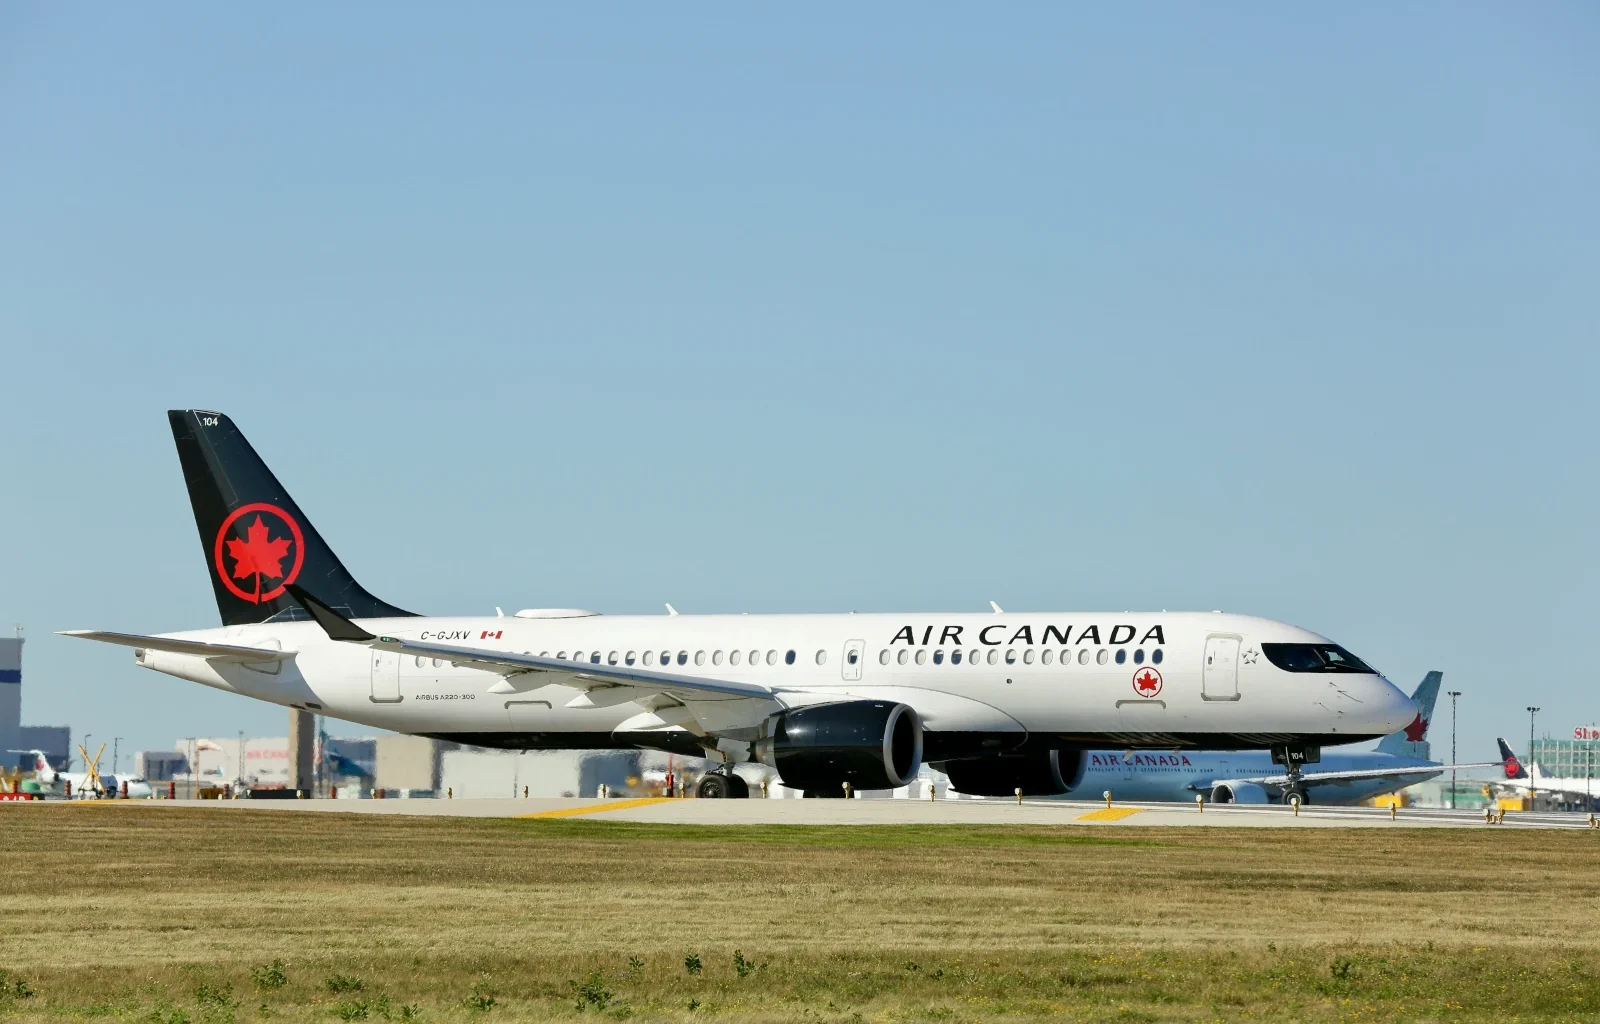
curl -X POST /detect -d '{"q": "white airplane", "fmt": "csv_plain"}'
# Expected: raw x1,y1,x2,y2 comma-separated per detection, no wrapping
9,747,153,799
1492,739,1600,810
63,411,1416,799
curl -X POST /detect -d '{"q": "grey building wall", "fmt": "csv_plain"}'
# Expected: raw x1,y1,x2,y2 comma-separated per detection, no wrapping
0,638,20,772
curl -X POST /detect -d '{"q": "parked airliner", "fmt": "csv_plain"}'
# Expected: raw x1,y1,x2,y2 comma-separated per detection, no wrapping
64,411,1415,798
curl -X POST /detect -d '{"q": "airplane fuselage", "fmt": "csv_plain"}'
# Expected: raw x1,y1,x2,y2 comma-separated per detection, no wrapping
133,610,1415,762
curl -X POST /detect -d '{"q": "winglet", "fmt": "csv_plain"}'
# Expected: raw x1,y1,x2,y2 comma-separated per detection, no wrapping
990,601,1004,614
286,584,375,643
665,603,679,617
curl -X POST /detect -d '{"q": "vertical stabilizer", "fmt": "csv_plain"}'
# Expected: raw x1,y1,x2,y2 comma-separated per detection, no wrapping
168,411,415,626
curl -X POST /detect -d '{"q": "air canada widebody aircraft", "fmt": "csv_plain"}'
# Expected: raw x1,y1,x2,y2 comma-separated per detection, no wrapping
65,412,1416,798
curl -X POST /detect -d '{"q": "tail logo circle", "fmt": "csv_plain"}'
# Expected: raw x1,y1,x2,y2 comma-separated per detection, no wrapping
213,503,305,604
1132,667,1163,697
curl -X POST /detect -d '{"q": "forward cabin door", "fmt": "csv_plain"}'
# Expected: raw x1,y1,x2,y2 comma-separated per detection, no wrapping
842,640,865,681
1202,635,1241,701
370,649,402,703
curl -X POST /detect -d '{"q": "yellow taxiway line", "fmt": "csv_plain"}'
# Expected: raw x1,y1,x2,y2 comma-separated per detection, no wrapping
518,797,674,819
1075,807,1144,822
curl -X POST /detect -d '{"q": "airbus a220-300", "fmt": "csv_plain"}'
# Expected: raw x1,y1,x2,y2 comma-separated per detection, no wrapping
66,412,1416,799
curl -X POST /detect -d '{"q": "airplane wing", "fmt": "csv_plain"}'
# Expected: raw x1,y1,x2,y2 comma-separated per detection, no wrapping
59,630,296,662
1228,762,1503,789
286,584,774,707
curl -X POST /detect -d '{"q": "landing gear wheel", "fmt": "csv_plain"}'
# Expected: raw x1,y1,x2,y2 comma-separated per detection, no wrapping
1286,792,1303,809
696,774,732,799
695,772,751,799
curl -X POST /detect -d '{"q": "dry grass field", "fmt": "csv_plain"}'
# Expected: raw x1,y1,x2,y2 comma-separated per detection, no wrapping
1,805,1597,1022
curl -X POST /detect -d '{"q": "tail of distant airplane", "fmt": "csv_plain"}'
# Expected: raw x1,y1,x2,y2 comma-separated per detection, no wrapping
168,410,416,626
6,749,57,783
1496,738,1527,780
1375,671,1443,757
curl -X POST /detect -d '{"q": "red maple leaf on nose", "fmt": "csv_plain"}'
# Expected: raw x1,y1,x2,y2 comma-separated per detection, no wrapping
225,515,292,591
1135,671,1160,693
1402,715,1427,742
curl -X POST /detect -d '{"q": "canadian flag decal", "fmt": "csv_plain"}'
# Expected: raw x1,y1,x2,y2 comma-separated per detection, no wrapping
481,630,503,640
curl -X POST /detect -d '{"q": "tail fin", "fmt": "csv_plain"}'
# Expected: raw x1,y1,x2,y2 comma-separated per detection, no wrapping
1496,738,1527,780
169,410,415,626
1375,670,1443,758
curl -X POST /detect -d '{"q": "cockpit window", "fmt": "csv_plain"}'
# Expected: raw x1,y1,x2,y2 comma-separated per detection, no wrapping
1262,643,1375,674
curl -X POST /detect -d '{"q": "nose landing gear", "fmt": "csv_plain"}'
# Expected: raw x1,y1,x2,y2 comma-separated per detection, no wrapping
1272,745,1319,806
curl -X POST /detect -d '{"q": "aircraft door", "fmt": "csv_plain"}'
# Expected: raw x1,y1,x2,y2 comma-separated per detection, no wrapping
842,640,865,681
1202,635,1241,701
370,649,402,703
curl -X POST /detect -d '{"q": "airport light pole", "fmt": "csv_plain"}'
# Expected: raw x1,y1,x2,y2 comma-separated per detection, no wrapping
1448,691,1462,810
1526,707,1540,807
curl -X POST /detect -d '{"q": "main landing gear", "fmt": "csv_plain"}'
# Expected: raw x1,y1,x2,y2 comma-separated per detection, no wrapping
694,770,750,799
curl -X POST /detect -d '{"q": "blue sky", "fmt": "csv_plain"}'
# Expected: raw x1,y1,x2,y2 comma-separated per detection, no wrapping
2,6,1595,766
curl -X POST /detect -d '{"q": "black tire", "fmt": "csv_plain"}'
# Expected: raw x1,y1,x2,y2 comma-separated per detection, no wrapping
696,774,733,799
727,774,750,799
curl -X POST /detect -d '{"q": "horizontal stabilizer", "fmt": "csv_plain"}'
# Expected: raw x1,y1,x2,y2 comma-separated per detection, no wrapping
59,630,295,662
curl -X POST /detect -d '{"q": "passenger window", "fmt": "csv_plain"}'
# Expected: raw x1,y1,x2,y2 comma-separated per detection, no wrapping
591,652,601,664
952,649,963,664
676,651,688,666
1096,649,1108,665
766,649,778,666
694,651,706,666
897,649,909,665
846,650,858,665
573,651,584,662
933,649,944,664
749,649,760,665
815,649,827,665
730,649,742,666
1078,649,1090,665
1133,649,1144,665
1115,649,1126,664
1040,649,1053,665
557,651,568,660
785,649,796,665
915,649,927,665
1153,648,1164,664
539,651,549,658
712,650,724,666
661,650,671,665
879,649,890,665
1004,649,1017,665
987,649,999,666
608,651,619,665
625,651,636,666
642,650,654,666
1023,649,1035,665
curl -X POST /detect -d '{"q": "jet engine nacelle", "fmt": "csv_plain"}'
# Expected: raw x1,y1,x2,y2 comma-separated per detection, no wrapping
941,749,1088,797
1209,781,1270,804
754,700,922,791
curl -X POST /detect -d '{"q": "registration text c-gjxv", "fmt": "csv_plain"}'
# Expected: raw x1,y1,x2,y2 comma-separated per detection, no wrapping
66,411,1416,799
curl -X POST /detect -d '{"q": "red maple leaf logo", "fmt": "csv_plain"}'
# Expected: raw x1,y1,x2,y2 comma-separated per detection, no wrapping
1402,714,1427,743
1133,669,1162,696
225,515,292,600
212,503,304,605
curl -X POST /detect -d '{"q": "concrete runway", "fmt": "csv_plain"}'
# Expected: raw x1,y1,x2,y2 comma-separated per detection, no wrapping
45,795,1600,829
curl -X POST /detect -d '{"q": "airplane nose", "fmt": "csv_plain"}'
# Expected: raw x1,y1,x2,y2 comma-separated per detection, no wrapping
1374,677,1417,732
